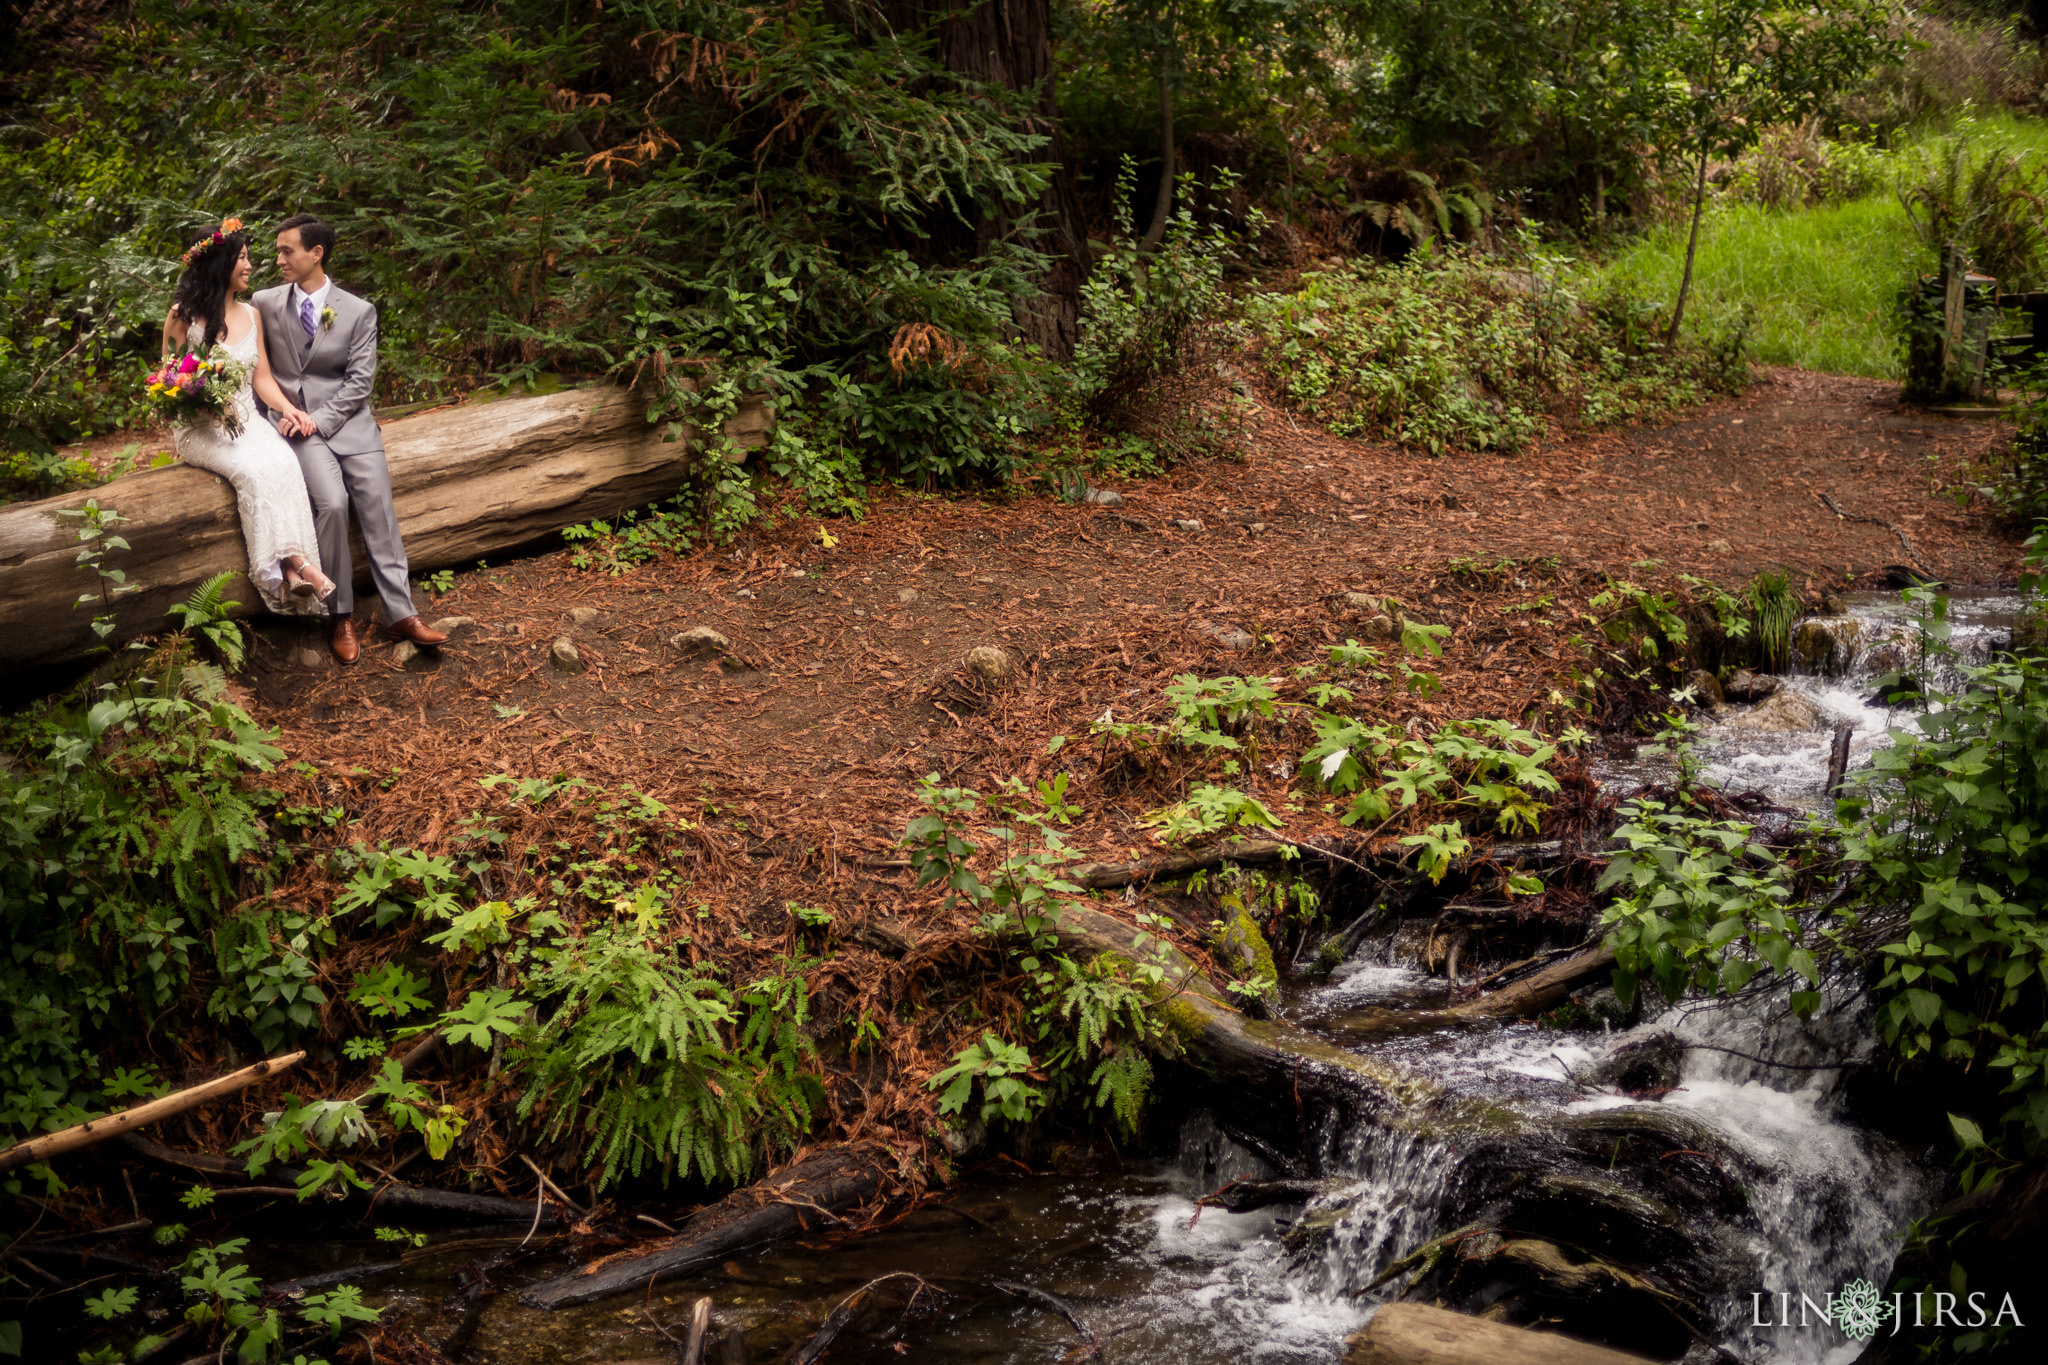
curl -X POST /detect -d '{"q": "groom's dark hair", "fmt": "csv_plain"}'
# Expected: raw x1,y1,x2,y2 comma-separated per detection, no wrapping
277,214,335,266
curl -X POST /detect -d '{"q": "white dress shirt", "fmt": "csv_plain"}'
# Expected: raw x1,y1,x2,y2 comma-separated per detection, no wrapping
290,278,334,337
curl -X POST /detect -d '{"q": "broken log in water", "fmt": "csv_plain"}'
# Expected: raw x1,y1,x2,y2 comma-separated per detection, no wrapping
518,1147,891,1310
0,1052,304,1174
1344,1303,1658,1365
0,383,772,669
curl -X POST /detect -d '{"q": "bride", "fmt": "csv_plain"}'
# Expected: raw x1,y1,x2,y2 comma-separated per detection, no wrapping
161,219,334,611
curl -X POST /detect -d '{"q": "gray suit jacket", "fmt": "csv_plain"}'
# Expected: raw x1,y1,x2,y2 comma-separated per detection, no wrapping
253,282,385,456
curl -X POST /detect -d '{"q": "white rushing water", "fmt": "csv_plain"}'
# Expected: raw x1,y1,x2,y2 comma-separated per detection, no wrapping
1277,959,1940,1365
1598,590,2027,807
1175,591,2008,1362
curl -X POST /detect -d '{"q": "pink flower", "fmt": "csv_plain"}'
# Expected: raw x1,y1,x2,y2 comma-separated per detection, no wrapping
178,354,200,374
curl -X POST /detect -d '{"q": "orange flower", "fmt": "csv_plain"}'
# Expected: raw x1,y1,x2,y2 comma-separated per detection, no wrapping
220,217,243,233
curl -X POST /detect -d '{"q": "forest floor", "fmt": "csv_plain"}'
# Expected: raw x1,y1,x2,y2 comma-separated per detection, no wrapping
236,363,2021,965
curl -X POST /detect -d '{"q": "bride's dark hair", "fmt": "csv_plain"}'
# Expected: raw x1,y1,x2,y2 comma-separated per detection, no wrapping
170,230,248,352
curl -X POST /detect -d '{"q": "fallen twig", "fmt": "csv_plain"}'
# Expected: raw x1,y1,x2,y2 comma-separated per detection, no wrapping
1818,492,1935,578
0,1052,305,1174
992,1278,1099,1359
787,1273,939,1365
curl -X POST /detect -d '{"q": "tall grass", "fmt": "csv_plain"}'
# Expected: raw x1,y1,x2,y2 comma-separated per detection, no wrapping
1578,115,2048,379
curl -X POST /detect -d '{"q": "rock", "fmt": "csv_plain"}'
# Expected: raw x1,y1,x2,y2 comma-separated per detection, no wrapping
936,1116,986,1160
1705,539,1734,556
1344,1303,1659,1365
1249,522,1269,534
963,644,1018,689
897,588,919,604
566,606,601,626
1792,618,1862,675
550,637,583,673
1361,614,1398,642
1721,668,1778,702
734,588,756,599
670,626,731,659
1173,518,1204,532
1683,669,1725,711
428,615,476,634
1190,618,1255,652
1083,486,1123,506
1722,689,1822,734
392,640,419,666
1821,592,1847,616
290,646,326,669
1580,1033,1686,1100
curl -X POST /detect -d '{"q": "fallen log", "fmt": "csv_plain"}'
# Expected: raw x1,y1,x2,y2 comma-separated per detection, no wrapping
0,382,772,669
1344,1303,1656,1365
1449,947,1616,1021
1067,838,1299,889
518,1147,891,1310
0,1052,303,1174
369,1182,568,1225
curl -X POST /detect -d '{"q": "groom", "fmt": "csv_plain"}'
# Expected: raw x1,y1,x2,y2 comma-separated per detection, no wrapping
256,215,447,665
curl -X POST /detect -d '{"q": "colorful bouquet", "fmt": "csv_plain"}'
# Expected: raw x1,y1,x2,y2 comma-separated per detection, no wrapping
144,346,251,438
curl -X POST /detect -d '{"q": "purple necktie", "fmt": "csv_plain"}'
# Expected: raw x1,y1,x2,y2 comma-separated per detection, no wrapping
300,296,317,342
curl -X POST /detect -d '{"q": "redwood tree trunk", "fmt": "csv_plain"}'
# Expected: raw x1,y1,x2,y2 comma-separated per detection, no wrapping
1139,50,1175,253
890,0,1092,358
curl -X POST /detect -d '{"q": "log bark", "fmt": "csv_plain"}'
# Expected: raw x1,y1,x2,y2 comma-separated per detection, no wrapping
518,1147,890,1310
0,1052,303,1174
0,383,771,670
368,1182,567,1225
1344,1303,1656,1365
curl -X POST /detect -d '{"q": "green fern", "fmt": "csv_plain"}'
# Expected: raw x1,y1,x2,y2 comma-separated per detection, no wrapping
514,926,822,1190
166,570,246,671
1089,1050,1152,1139
1746,570,1797,673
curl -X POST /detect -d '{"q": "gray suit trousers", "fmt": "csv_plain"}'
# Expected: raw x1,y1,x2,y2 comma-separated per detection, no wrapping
291,434,416,625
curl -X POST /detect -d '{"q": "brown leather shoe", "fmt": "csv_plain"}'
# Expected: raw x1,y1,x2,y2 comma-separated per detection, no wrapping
330,616,361,666
386,615,450,647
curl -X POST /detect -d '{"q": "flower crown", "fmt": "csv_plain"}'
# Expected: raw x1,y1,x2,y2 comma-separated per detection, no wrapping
179,218,245,268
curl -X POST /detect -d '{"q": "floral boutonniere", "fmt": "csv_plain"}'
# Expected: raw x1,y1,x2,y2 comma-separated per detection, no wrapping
318,306,337,333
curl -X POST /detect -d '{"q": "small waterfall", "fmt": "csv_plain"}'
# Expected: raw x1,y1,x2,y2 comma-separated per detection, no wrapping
1601,589,2030,807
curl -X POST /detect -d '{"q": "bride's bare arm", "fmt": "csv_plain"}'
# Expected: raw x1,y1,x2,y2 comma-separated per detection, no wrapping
161,308,187,359
250,312,314,435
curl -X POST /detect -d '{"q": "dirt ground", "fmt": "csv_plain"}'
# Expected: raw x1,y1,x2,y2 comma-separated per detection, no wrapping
237,365,2021,883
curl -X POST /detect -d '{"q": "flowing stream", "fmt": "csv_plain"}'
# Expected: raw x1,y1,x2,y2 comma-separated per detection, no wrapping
292,593,2024,1363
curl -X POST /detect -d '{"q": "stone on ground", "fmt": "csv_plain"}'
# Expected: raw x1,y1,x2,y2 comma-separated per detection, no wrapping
964,645,1018,689
1344,1302,1656,1365
551,637,583,673
1722,668,1779,701
671,626,732,659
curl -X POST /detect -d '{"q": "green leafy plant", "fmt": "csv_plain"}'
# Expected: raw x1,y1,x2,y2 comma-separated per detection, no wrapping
1597,799,1817,1014
1836,590,2048,1169
930,1034,1044,1125
300,1285,381,1338
82,1287,138,1320
513,918,822,1190
164,570,247,672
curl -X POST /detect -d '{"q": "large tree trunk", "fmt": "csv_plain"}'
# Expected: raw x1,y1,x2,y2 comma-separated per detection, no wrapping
0,385,772,671
890,0,1091,357
1139,46,1176,253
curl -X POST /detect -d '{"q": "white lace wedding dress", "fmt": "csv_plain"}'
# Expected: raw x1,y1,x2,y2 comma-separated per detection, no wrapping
172,302,324,616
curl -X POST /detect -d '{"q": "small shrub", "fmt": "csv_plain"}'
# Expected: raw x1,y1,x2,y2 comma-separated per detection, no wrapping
1249,249,1746,455
1069,161,1257,455
1898,125,2048,292
1724,120,1889,210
